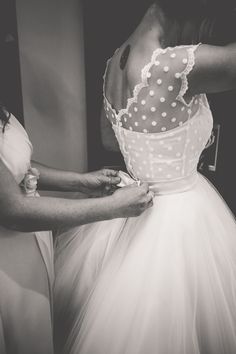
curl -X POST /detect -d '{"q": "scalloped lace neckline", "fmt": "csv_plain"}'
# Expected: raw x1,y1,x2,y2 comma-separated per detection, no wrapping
103,44,198,120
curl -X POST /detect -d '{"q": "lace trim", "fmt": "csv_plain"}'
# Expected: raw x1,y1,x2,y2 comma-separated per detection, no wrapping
103,52,139,179
103,58,112,102
103,44,201,122
103,47,165,120
176,43,201,107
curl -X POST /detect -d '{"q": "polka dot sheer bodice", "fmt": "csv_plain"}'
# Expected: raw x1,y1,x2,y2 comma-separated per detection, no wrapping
104,44,213,194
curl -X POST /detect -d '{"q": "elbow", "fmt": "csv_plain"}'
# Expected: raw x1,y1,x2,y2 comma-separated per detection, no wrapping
231,72,236,90
0,215,23,232
226,50,236,90
0,213,35,233
226,64,236,89
0,196,32,232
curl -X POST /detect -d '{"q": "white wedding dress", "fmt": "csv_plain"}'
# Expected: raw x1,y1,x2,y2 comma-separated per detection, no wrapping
54,44,236,354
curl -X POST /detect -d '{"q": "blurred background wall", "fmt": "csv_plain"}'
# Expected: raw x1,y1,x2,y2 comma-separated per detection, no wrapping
16,0,87,173
83,0,147,172
0,0,23,124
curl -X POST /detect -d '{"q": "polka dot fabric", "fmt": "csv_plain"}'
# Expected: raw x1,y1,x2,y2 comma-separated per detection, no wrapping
104,45,201,134
103,45,213,191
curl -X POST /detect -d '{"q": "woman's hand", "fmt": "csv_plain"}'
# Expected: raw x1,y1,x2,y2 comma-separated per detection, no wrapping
109,183,154,218
78,169,121,197
31,161,121,195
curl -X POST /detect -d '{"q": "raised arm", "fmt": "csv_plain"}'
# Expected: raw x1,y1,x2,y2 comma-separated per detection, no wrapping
187,43,236,97
0,159,152,233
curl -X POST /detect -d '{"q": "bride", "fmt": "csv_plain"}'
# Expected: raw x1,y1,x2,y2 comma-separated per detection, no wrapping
54,1,236,353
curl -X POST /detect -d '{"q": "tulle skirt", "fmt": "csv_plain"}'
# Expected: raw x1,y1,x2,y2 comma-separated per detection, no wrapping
54,174,236,354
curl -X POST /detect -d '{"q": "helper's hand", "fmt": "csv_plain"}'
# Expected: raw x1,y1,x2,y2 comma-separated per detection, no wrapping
110,183,154,218
79,169,120,197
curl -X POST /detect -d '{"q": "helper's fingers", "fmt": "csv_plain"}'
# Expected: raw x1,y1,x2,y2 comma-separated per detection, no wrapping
101,169,121,185
99,175,120,186
146,191,154,208
140,182,149,193
102,169,119,177
147,191,155,201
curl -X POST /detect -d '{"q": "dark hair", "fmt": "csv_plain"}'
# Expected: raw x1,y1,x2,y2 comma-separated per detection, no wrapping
0,103,10,132
157,0,236,19
154,0,236,46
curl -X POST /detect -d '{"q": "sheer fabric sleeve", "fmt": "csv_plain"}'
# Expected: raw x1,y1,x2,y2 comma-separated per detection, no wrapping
103,44,202,134
146,44,201,108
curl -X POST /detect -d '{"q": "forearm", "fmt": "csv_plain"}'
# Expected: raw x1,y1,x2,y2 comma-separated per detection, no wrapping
1,194,115,233
31,160,84,192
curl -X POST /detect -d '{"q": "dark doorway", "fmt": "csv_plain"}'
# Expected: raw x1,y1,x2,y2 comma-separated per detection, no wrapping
0,0,24,124
83,0,148,171
206,91,236,214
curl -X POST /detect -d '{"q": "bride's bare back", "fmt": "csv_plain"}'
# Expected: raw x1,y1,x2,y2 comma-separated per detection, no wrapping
104,3,236,125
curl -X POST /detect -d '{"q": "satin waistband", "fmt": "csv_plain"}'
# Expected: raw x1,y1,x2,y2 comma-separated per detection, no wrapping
148,173,199,196
118,170,199,196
